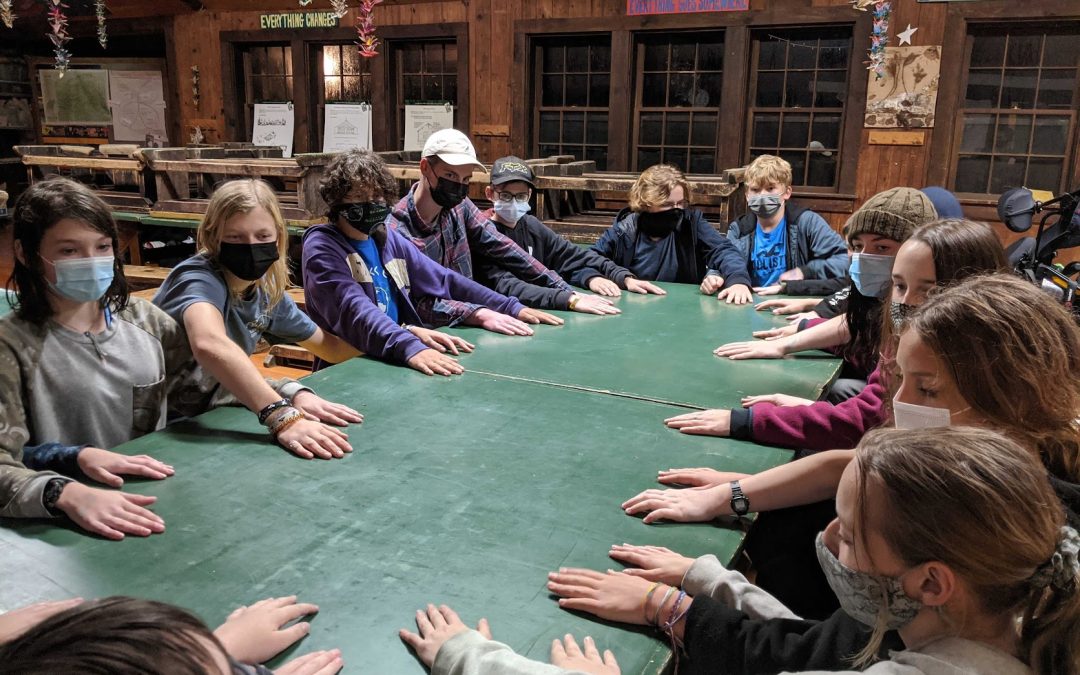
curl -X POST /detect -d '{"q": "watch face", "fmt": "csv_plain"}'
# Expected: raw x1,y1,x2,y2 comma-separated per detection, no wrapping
732,497,749,515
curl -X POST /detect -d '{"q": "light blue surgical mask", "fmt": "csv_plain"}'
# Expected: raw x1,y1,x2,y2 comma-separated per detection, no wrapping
43,255,115,303
849,253,894,298
494,198,530,224
748,193,783,217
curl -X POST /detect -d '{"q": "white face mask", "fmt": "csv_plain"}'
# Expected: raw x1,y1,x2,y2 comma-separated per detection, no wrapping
892,392,970,430
494,198,530,224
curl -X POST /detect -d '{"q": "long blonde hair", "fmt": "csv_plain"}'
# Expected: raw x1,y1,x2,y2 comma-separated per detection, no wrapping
854,426,1078,674
197,179,290,308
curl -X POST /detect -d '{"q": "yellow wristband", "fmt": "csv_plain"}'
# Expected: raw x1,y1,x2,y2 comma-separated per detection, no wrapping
568,294,581,310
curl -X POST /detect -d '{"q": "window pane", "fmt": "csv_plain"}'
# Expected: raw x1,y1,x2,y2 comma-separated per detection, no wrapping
785,71,813,108
590,45,611,72
689,149,714,173
1031,116,1070,155
324,46,341,76
567,44,589,72
665,113,690,146
818,39,849,70
343,76,361,101
587,113,608,144
970,34,1006,68
956,155,991,193
811,114,841,149
590,74,610,107
814,70,846,108
960,114,995,153
425,74,444,100
539,144,559,157
1000,69,1037,109
402,46,421,73
444,76,457,105
644,42,668,71
642,73,666,107
671,43,696,71
758,40,784,70
752,113,780,147
585,145,608,170
994,116,1032,154
250,48,267,74
539,112,560,144
756,72,784,107
424,43,445,71
324,77,341,101
563,112,584,143
542,75,563,106
990,155,1026,192
403,75,422,101
668,73,694,107
1026,157,1063,191
543,46,563,73
699,42,724,71
965,69,1001,108
1037,69,1077,109
268,46,285,75
640,112,663,145
663,149,688,172
444,44,458,70
565,74,588,106
697,73,722,107
807,151,838,187
638,147,661,169
787,42,816,69
266,77,286,101
780,113,810,148
780,151,807,185
691,113,718,146
343,45,361,75
1005,34,1042,68
1043,34,1080,68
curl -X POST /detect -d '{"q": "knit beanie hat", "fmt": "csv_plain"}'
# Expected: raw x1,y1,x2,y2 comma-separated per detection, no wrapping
843,187,937,245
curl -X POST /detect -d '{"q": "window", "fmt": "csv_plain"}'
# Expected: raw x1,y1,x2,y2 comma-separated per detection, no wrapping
534,37,611,169
953,26,1079,195
633,33,724,173
394,40,458,142
747,29,851,189
322,43,373,103
239,44,293,141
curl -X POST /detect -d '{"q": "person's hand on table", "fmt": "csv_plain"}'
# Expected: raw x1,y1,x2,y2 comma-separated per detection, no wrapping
717,284,753,305
399,603,491,668
588,276,622,297
786,311,820,324
276,419,352,460
622,483,730,523
213,595,320,665
625,278,665,295
407,348,465,377
519,307,564,326
608,544,696,588
76,447,173,487
755,297,818,315
467,308,535,336
551,634,621,675
547,568,654,625
741,393,814,408
713,338,788,360
274,650,344,675
291,391,363,427
779,268,805,281
54,482,164,540
699,274,724,296
664,409,731,437
0,598,84,642
571,294,621,316
657,467,750,488
406,325,474,356
752,325,798,341
753,284,782,296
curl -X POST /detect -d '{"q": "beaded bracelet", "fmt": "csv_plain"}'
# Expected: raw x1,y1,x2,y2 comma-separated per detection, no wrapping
263,405,299,429
660,590,687,632
270,409,305,436
641,582,662,624
651,586,676,626
258,398,291,425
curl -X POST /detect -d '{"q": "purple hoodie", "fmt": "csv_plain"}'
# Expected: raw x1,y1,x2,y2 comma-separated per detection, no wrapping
301,223,525,365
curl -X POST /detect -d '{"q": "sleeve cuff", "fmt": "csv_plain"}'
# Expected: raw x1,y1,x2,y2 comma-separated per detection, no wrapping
729,407,753,440
276,381,311,401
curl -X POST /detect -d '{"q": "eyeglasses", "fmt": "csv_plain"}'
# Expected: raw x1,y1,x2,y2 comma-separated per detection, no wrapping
496,191,531,203
660,200,689,210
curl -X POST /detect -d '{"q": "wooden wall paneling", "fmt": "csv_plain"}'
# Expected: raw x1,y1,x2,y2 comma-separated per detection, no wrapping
718,26,749,171
608,30,633,171
290,37,311,155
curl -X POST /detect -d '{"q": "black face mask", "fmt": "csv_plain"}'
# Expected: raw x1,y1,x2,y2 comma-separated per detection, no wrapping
638,208,684,238
217,242,279,281
337,202,390,235
428,174,470,209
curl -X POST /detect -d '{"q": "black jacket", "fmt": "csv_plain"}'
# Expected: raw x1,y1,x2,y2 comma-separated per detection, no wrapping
784,276,851,297
572,207,752,287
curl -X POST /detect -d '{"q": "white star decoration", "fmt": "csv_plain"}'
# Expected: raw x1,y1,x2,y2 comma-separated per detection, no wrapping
897,24,918,46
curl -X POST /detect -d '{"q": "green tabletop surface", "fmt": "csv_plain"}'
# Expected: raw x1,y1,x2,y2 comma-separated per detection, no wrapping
1,358,798,673
449,282,839,410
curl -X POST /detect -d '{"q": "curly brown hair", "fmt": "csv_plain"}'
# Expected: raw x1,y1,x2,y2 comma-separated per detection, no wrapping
319,149,399,218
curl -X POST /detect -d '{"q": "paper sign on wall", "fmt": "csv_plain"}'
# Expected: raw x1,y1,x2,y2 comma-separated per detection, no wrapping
253,102,295,158
403,103,454,152
323,103,373,153
109,70,168,143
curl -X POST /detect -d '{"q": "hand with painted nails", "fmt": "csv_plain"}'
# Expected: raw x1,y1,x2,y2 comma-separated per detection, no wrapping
213,595,320,665
399,603,491,668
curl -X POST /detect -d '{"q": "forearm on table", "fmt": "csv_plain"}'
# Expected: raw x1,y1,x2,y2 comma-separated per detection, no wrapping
711,449,854,516
778,315,849,355
190,334,285,413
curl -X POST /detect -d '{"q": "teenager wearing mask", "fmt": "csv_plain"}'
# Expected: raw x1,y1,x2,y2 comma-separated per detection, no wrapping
303,149,542,377
154,180,361,461
0,178,196,539
575,164,752,302
402,428,1080,675
725,155,847,296
480,156,664,308
387,129,564,327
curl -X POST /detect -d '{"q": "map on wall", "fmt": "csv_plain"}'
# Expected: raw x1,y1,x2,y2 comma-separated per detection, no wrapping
39,69,111,125
864,46,941,129
109,71,169,143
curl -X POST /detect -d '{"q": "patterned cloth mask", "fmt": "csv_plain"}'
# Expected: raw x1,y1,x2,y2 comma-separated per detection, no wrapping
890,301,918,331
815,532,923,629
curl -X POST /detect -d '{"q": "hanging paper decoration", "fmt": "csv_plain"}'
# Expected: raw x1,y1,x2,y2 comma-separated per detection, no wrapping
191,65,201,109
355,0,383,58
46,0,72,74
95,0,108,49
853,0,891,80
330,0,348,18
298,0,312,4
0,1,15,30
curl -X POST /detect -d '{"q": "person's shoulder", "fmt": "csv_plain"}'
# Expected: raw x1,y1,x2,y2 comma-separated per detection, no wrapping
118,297,181,340
0,310,44,349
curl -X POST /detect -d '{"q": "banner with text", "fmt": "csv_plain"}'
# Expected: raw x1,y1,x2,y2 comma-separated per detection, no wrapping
627,0,748,15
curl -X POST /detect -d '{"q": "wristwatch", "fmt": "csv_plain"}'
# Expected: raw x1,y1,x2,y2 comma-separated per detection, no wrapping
729,480,750,517
43,477,72,516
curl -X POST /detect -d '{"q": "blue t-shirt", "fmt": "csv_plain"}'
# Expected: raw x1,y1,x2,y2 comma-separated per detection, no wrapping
153,254,317,356
349,236,399,323
750,218,788,287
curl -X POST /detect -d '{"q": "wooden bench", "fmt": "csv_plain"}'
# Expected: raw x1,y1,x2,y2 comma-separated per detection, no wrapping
124,265,171,291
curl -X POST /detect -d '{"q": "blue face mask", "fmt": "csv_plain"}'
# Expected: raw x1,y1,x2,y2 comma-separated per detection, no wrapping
849,253,894,298
43,255,115,303
494,198,530,224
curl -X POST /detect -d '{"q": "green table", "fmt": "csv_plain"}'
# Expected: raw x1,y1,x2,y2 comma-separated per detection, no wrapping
450,282,838,409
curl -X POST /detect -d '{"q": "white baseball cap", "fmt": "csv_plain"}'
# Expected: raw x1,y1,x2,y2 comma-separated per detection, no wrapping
422,128,486,171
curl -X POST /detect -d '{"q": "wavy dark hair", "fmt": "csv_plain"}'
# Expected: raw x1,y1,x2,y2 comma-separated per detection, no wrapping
838,286,882,371
0,596,225,673
319,148,399,219
6,177,128,325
